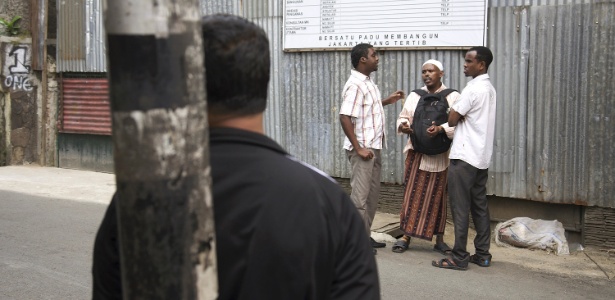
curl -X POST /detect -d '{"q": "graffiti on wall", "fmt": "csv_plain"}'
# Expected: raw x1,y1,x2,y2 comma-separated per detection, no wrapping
2,44,34,92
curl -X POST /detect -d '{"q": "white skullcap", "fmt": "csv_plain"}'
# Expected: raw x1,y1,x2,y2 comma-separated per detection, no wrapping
422,59,444,71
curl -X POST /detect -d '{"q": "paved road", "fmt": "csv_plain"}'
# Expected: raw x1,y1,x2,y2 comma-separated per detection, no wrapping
1,166,615,299
1,190,106,300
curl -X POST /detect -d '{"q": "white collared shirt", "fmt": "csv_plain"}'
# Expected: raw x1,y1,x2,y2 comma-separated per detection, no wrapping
449,74,497,169
340,69,386,150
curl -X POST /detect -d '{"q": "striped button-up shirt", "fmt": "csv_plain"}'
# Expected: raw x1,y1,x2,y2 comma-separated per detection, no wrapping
340,70,386,150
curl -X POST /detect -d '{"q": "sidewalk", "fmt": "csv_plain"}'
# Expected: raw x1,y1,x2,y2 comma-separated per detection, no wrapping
371,212,615,281
1,165,613,281
0,165,115,204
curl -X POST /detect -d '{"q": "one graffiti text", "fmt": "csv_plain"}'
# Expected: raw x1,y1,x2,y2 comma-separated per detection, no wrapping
8,46,31,74
4,75,33,91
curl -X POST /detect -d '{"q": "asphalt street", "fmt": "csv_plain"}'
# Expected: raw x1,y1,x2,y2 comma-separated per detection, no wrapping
1,166,615,299
1,190,106,299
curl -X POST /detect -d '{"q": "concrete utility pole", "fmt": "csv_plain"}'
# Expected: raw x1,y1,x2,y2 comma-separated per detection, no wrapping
104,1,217,299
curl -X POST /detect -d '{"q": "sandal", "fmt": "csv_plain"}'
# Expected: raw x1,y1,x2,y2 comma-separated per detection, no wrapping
392,239,409,253
431,258,467,271
433,243,452,255
470,254,491,267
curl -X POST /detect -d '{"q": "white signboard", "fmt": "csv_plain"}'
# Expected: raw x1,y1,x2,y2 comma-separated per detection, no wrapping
284,0,488,51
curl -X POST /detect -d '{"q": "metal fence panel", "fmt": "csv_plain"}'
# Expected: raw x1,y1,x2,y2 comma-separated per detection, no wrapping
524,2,615,207
58,77,111,135
57,0,105,72
485,6,531,199
233,1,614,208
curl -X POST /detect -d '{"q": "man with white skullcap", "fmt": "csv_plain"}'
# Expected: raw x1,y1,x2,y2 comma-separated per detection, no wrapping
392,59,461,254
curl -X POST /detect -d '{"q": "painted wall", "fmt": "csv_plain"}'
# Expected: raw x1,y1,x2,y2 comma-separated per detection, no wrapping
0,38,41,165
1,1,41,166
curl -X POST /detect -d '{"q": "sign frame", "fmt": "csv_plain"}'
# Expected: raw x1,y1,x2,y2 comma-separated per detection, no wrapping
282,0,488,52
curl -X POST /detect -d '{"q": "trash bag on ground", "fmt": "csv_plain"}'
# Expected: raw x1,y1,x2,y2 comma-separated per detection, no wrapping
494,217,570,255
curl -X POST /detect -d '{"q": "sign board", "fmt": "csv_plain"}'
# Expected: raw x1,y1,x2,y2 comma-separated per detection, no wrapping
283,0,488,51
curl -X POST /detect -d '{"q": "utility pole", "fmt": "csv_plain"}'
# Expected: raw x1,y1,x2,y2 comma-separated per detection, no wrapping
104,1,216,299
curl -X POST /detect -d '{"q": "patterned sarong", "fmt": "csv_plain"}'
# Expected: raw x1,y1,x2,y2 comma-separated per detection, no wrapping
399,150,448,240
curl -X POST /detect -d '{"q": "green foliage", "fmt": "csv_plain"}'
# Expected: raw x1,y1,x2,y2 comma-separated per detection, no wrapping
0,16,22,36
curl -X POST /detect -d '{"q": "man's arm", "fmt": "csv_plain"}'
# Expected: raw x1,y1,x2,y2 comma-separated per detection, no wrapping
381,90,405,106
339,115,373,160
448,108,463,126
449,91,471,127
428,91,461,137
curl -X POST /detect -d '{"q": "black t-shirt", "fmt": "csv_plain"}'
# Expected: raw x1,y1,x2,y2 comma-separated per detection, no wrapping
92,127,379,299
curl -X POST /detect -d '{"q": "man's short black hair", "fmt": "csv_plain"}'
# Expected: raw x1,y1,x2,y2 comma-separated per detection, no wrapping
469,46,494,70
351,43,373,69
201,14,270,116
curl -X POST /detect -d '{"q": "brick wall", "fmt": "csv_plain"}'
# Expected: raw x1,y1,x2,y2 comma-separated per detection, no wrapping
584,206,615,248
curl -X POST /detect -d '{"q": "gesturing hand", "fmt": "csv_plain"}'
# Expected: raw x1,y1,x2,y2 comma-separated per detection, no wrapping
399,121,413,135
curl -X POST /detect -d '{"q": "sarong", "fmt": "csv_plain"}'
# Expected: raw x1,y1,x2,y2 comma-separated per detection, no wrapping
399,149,448,241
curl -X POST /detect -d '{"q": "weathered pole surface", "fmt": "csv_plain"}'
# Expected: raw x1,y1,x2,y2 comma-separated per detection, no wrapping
104,0,217,299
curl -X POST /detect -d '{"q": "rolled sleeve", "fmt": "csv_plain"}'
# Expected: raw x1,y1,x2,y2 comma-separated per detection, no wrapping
442,91,461,139
452,91,473,116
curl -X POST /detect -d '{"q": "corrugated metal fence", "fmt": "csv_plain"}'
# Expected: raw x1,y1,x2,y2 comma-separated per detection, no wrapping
199,0,615,208
55,0,614,208
57,0,105,72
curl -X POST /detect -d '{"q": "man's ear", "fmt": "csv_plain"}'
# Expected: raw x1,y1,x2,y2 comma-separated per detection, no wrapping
360,56,367,63
479,60,486,71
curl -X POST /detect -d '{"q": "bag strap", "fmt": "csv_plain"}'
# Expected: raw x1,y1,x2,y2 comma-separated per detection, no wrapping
412,89,428,97
437,88,457,98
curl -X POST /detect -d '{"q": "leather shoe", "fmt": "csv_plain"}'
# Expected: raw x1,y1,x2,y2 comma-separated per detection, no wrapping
371,237,386,248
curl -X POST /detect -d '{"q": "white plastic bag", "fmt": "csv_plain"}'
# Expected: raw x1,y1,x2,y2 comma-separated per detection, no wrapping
494,217,570,255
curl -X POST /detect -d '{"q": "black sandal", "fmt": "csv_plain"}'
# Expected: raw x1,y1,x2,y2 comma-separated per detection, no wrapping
432,258,467,271
392,239,409,253
470,254,491,267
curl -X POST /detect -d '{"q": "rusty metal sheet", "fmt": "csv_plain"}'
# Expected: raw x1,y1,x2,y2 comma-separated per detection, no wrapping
59,78,111,135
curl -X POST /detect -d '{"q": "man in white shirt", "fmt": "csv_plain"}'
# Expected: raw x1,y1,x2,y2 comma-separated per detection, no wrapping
432,46,496,270
339,43,405,253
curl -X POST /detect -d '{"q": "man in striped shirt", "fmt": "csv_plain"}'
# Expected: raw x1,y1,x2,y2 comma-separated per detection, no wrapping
339,43,405,254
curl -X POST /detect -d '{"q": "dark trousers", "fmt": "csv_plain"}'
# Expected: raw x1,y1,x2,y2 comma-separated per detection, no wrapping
448,159,492,267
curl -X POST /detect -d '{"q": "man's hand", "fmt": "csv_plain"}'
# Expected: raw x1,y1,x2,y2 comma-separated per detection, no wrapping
382,90,406,106
356,147,374,160
426,121,442,137
399,121,413,135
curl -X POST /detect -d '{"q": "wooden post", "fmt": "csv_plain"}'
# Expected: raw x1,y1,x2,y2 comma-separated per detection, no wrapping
104,0,217,299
